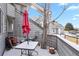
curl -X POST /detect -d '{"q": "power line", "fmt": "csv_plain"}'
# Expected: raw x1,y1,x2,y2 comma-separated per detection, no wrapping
48,4,69,24
54,5,69,21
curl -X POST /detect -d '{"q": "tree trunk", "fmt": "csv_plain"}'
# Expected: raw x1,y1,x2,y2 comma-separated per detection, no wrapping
41,4,48,49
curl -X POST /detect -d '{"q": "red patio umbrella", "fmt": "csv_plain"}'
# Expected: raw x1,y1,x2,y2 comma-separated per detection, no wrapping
22,10,30,42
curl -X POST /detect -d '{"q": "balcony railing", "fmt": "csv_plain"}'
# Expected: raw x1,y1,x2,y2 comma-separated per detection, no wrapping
46,34,79,56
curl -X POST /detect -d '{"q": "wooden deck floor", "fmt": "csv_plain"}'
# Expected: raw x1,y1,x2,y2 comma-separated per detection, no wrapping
3,46,59,56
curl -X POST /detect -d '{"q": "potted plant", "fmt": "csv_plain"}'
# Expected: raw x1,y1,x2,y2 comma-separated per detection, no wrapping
48,47,55,54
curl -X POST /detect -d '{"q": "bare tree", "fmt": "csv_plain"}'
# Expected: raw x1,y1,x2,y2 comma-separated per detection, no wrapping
41,3,50,49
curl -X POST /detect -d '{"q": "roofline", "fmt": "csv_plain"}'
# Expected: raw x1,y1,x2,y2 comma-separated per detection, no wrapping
51,21,64,28
29,18,43,30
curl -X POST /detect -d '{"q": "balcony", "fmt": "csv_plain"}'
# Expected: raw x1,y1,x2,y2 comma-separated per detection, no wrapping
0,3,79,56
3,34,79,56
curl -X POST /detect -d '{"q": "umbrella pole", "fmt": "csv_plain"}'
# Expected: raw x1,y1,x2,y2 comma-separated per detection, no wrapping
27,34,29,44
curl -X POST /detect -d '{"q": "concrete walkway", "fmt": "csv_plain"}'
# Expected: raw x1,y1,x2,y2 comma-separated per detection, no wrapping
3,46,59,56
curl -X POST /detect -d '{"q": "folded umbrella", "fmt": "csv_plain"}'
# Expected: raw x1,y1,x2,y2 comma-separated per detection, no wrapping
22,10,30,41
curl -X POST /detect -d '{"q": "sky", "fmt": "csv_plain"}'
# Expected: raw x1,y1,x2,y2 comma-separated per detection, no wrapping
28,3,79,28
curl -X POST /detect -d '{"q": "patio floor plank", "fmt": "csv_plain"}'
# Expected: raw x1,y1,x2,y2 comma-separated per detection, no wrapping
3,46,59,56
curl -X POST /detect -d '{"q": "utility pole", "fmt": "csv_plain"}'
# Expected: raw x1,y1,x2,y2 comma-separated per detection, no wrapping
41,3,50,49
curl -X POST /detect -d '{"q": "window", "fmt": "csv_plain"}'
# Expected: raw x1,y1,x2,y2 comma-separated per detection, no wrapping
12,23,13,31
52,28,58,34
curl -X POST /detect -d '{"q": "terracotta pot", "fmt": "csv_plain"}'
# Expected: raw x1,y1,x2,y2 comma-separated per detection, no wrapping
48,47,55,54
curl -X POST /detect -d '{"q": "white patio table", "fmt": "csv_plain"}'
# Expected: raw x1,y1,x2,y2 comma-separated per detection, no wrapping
14,41,38,56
